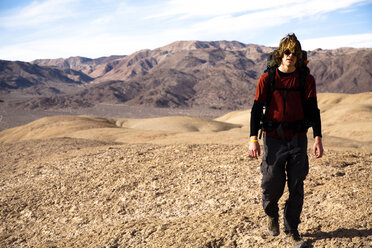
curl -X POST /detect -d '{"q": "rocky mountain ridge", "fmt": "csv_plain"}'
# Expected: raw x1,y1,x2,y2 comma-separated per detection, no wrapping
0,60,93,97
1,40,371,110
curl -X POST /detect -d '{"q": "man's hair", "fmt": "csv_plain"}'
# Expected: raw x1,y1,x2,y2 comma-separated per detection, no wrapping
274,33,303,68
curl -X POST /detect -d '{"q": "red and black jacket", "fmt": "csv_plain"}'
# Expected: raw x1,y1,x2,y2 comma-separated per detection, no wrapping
250,68,322,139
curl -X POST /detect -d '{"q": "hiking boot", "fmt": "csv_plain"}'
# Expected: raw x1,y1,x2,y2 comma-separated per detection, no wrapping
285,231,307,248
266,216,279,236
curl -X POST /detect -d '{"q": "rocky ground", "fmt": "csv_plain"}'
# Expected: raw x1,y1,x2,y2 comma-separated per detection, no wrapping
1,137,371,247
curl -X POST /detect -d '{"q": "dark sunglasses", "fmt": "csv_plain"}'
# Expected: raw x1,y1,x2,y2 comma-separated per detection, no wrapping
284,49,296,56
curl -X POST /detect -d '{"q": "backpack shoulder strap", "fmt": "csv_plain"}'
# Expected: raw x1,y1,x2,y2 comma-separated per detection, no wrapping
265,66,309,117
259,66,276,139
265,66,276,108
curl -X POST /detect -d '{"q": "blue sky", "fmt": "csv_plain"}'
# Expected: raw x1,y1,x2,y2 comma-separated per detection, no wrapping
0,0,371,61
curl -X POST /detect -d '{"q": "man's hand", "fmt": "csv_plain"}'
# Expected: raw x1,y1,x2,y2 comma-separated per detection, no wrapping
249,136,261,159
313,136,324,158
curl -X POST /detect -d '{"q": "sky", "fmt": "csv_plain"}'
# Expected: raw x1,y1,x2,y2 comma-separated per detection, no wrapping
0,0,371,61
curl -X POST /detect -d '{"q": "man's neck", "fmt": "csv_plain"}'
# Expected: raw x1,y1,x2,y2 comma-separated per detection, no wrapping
279,65,296,73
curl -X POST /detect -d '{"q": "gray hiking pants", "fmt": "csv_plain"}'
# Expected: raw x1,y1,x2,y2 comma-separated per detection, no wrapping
261,134,309,232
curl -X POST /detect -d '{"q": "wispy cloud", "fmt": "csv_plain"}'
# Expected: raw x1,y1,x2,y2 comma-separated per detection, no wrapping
148,0,364,19
0,0,80,28
147,0,299,19
0,33,154,61
301,33,372,50
149,0,365,28
0,0,370,61
143,0,369,41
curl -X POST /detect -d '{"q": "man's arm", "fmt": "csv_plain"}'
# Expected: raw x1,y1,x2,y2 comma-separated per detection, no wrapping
304,97,324,158
249,101,264,159
313,136,324,158
304,97,321,138
249,135,261,159
250,100,264,137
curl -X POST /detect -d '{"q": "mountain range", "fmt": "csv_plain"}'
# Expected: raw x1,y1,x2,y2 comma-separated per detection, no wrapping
1,40,371,110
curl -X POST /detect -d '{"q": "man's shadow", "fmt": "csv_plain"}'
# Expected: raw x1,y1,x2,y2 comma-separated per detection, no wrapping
303,228,372,247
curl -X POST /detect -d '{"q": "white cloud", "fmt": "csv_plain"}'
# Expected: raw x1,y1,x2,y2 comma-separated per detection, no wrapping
0,0,370,61
0,0,79,28
148,0,365,19
301,33,372,50
144,0,368,40
1,31,371,62
147,0,300,19
0,33,161,61
291,0,366,16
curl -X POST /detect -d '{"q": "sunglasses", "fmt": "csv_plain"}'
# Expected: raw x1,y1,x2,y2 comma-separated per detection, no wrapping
284,49,296,56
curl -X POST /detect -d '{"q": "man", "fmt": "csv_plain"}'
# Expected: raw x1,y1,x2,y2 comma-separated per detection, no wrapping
249,33,323,248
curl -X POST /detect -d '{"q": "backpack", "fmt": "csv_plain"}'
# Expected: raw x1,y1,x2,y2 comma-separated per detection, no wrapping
259,50,311,139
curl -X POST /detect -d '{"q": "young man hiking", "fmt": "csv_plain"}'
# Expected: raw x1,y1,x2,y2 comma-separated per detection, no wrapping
249,33,323,248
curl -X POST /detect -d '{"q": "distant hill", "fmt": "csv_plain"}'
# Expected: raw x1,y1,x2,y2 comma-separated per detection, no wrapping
1,41,371,110
0,60,93,96
1,92,371,145
307,48,372,93
32,55,126,78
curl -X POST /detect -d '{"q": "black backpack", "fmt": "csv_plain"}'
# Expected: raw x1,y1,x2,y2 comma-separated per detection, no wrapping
259,50,311,139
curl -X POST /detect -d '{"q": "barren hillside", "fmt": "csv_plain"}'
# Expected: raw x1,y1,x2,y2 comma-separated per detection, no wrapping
0,60,92,97
2,92,371,149
0,139,370,247
1,41,371,111
0,92,371,247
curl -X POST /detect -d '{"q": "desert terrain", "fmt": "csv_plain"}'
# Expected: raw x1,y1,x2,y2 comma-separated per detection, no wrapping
0,92,371,247
1,42,371,114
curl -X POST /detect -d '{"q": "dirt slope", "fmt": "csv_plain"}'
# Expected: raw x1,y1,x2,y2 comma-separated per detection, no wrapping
0,92,371,247
0,138,371,247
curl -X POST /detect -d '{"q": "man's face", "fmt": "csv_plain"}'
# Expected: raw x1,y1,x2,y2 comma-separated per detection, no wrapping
281,49,297,68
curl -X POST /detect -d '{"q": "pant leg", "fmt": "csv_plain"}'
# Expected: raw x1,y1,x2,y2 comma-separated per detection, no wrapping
261,135,288,218
283,136,309,232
